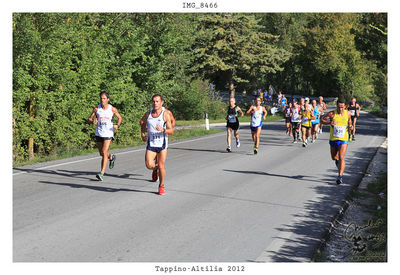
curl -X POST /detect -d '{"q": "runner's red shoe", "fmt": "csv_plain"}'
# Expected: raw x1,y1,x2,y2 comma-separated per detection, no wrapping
158,185,165,195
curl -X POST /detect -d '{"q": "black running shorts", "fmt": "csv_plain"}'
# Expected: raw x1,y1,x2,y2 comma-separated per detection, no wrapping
291,122,300,130
226,121,240,131
95,136,113,143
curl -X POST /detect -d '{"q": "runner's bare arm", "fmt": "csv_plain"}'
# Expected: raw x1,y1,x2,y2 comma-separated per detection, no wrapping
348,111,353,131
154,111,172,134
140,111,150,141
163,111,174,135
88,107,98,124
236,106,244,117
165,109,176,128
262,107,268,120
245,106,254,116
321,111,334,125
112,107,122,131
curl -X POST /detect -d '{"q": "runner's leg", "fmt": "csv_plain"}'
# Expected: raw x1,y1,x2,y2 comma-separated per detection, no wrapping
234,129,239,142
352,117,357,136
337,144,348,177
256,127,261,148
100,139,112,174
145,150,158,170
251,130,258,154
226,128,232,147
330,145,339,161
302,127,306,142
157,149,168,187
97,142,103,170
307,127,312,142
234,129,240,147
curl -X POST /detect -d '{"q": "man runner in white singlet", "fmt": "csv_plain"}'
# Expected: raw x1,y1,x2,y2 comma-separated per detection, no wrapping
140,94,174,195
245,97,267,154
88,92,122,181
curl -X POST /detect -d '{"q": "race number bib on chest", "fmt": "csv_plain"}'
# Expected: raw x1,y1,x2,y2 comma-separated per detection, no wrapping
350,110,355,116
149,132,164,147
302,117,308,124
228,114,236,123
333,126,345,138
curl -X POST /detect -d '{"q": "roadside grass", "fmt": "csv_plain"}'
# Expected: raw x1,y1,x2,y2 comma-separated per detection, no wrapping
358,172,387,262
347,172,387,262
312,172,387,262
13,128,223,168
362,105,387,119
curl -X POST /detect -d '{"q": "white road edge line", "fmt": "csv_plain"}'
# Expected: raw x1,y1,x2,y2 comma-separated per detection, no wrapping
13,131,226,176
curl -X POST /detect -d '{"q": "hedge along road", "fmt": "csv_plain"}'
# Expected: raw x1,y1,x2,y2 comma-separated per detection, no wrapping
13,110,387,262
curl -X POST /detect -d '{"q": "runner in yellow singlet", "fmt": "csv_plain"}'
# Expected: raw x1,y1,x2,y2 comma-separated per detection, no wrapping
321,98,353,185
300,100,314,147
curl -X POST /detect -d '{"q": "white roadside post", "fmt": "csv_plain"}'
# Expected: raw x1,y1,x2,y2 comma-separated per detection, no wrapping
205,113,210,130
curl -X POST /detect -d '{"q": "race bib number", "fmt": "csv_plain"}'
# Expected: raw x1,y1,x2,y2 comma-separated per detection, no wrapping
149,132,164,147
350,110,355,116
333,126,345,138
251,113,261,126
301,117,308,124
228,114,236,123
98,120,108,127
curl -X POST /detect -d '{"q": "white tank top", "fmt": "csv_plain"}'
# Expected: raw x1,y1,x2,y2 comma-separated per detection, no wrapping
95,104,114,137
291,106,301,122
317,103,325,114
147,107,168,148
251,106,263,127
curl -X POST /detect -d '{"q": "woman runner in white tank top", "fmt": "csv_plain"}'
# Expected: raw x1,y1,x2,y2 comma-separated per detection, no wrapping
95,103,114,138
88,92,122,181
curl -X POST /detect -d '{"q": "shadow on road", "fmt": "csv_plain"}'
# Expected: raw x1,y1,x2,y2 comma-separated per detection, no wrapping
223,169,335,185
13,168,147,182
258,145,385,262
38,180,159,195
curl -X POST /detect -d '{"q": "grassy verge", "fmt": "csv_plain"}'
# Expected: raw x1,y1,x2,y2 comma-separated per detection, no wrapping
312,172,387,262
346,172,387,262
358,172,387,262
13,128,223,168
362,105,387,119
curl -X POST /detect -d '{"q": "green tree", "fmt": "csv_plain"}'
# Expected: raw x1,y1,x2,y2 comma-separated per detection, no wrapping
297,13,371,99
354,13,387,105
191,13,290,98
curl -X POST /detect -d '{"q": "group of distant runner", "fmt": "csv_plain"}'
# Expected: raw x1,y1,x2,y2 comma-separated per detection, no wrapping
88,91,361,195
225,94,361,185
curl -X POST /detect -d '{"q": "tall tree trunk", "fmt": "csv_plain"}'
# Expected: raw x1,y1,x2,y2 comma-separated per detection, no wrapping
229,69,235,98
28,92,34,160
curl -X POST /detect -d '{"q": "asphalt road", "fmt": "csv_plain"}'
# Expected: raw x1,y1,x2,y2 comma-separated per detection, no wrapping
13,111,387,262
